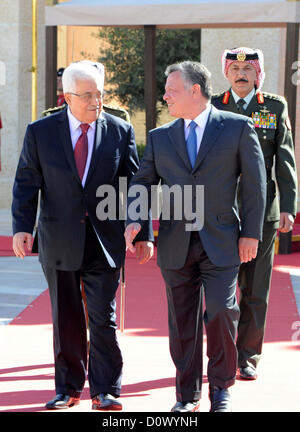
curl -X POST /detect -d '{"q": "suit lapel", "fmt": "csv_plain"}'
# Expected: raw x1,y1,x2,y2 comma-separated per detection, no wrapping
58,109,107,187
192,106,224,172
168,118,192,171
57,109,81,183
84,115,107,186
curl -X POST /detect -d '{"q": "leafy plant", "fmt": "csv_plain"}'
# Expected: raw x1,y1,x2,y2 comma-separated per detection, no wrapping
96,28,201,114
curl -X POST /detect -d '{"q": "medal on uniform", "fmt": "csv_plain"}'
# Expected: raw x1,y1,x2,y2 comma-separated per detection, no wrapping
252,111,277,129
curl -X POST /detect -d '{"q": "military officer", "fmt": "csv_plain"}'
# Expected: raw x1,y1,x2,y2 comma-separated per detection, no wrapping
212,47,297,380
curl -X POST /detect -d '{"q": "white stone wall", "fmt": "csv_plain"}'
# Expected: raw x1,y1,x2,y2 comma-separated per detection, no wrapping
0,0,46,211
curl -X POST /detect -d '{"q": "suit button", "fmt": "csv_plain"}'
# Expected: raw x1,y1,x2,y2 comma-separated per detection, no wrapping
80,219,85,223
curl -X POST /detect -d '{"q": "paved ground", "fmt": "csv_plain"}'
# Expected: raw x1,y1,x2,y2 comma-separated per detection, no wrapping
0,209,46,325
0,208,299,414
0,256,46,325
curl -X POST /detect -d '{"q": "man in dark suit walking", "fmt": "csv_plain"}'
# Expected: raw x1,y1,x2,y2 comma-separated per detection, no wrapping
125,61,266,412
212,47,297,380
12,61,153,411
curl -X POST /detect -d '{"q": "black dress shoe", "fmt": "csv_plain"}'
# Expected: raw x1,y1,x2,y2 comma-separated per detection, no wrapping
209,385,232,412
92,393,122,411
171,401,200,412
45,394,80,410
239,366,257,380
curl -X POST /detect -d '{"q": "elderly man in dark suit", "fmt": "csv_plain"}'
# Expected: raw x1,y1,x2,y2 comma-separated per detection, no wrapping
12,61,153,411
125,61,266,412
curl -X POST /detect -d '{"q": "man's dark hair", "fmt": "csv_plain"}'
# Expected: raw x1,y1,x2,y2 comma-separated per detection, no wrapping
165,61,212,100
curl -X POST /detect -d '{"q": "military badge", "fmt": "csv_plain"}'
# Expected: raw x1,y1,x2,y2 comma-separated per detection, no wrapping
222,91,230,104
237,52,246,62
252,112,277,129
256,91,264,104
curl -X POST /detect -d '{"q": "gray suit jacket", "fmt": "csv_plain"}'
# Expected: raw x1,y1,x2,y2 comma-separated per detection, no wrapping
128,106,266,269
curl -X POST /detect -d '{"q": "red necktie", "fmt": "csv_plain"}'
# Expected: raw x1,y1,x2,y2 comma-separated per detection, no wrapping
74,123,89,181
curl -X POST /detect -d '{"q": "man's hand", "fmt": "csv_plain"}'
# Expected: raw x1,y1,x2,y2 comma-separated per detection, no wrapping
135,241,154,264
124,223,142,253
238,237,259,263
124,223,153,264
13,232,33,259
279,212,294,233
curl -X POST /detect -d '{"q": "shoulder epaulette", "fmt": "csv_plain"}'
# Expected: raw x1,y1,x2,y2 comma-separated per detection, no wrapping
211,91,229,104
211,92,224,99
260,91,286,104
103,104,130,122
103,104,126,113
41,104,66,117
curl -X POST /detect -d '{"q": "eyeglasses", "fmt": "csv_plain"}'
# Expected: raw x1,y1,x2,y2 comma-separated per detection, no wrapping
68,91,103,102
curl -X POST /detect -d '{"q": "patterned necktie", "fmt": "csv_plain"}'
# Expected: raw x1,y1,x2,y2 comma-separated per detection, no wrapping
74,123,89,181
237,98,246,112
186,120,198,168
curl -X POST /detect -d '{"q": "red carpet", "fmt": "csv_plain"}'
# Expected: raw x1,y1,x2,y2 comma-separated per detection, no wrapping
0,236,37,257
0,241,300,413
0,236,14,256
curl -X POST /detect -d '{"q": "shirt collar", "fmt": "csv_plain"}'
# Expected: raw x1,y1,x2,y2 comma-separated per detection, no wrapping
67,106,96,131
231,88,255,106
184,103,211,129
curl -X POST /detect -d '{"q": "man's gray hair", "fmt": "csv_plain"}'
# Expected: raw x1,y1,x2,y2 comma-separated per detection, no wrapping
165,61,212,100
62,60,105,94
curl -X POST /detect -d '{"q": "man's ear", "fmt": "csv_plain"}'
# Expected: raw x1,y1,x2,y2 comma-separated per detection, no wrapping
192,83,201,97
64,93,70,105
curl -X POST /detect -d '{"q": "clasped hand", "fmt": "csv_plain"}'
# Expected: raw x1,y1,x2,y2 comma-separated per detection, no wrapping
124,223,154,264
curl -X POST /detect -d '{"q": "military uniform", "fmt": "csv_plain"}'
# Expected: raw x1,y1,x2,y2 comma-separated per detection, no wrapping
41,103,130,123
212,89,297,371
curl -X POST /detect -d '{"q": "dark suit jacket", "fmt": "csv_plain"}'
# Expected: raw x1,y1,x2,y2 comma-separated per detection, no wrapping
127,106,266,269
12,109,153,271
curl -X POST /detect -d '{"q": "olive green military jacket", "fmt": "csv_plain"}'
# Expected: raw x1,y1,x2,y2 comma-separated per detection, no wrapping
212,89,297,226
42,103,130,123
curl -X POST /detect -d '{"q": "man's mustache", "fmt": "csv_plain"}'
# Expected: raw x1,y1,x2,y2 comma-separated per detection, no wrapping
235,78,248,83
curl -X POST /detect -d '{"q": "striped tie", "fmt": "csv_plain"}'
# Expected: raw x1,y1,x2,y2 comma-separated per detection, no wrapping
74,123,89,181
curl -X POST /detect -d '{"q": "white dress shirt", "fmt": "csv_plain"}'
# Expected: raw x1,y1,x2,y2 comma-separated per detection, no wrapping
184,104,212,153
67,107,116,268
67,107,96,187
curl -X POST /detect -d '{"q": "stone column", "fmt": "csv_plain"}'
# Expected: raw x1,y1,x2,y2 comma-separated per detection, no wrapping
0,0,45,210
